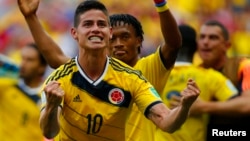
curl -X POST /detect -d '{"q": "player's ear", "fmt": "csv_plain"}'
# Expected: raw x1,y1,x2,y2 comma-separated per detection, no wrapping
71,27,78,41
109,27,113,39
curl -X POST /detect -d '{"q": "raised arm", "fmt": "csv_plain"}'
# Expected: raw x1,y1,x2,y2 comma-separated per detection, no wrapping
148,79,200,133
154,0,182,69
17,0,70,68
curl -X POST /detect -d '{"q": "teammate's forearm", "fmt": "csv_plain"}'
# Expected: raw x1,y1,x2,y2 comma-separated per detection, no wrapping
154,0,181,68
203,96,250,116
159,10,181,51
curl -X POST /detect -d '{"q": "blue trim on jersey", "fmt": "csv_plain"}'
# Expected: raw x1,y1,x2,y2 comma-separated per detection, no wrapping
144,101,163,118
71,72,132,108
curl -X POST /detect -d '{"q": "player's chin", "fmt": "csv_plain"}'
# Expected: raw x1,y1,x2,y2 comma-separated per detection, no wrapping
113,55,127,61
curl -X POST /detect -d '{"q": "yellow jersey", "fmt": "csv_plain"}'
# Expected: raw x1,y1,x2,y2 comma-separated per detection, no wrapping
126,48,172,141
41,56,162,141
0,78,43,141
156,62,238,141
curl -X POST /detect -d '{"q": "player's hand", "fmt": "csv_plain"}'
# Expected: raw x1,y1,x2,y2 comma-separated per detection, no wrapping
43,81,64,109
17,0,39,17
180,78,200,108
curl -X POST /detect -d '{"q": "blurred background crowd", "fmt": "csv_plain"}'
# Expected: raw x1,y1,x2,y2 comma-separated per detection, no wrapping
1,0,250,77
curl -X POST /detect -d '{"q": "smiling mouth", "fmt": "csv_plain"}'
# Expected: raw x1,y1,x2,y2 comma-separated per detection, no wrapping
114,50,126,56
89,36,102,42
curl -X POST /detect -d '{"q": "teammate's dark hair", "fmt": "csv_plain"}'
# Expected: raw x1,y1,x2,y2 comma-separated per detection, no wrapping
26,43,47,66
110,14,144,53
177,24,197,62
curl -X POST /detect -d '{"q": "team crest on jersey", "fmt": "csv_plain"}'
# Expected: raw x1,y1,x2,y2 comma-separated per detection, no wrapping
108,88,124,105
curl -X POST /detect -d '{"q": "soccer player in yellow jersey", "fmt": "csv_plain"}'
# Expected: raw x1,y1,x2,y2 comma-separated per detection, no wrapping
154,25,239,141
109,10,180,139
0,43,48,141
196,20,250,141
19,0,200,140
18,0,182,140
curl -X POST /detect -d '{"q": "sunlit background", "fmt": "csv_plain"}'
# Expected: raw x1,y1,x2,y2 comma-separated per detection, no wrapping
1,0,250,69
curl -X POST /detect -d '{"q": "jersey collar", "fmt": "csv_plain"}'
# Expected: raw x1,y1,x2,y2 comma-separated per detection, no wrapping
174,61,192,67
75,56,109,86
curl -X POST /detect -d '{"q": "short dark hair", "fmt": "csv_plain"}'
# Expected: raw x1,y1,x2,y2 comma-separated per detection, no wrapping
26,43,47,66
178,24,197,58
204,20,229,40
74,0,109,27
110,14,144,53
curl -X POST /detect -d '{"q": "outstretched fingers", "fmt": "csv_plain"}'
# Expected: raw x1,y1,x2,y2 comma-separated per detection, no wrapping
17,0,40,17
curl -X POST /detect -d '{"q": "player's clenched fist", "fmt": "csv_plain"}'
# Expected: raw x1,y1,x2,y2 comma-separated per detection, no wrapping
17,0,39,17
43,81,64,108
180,78,200,108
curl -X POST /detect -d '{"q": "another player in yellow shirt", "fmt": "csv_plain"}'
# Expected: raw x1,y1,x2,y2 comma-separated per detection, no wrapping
155,25,238,141
0,43,48,141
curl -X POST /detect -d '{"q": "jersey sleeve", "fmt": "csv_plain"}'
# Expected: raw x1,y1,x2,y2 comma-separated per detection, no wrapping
208,69,238,101
135,47,171,94
131,76,163,117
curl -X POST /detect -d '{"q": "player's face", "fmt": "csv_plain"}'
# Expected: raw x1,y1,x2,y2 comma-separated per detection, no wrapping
110,23,142,67
198,25,229,67
19,46,45,80
71,9,112,51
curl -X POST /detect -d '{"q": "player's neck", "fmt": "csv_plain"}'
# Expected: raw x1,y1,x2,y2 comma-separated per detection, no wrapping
203,56,227,71
130,55,140,67
22,77,43,89
78,52,107,81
